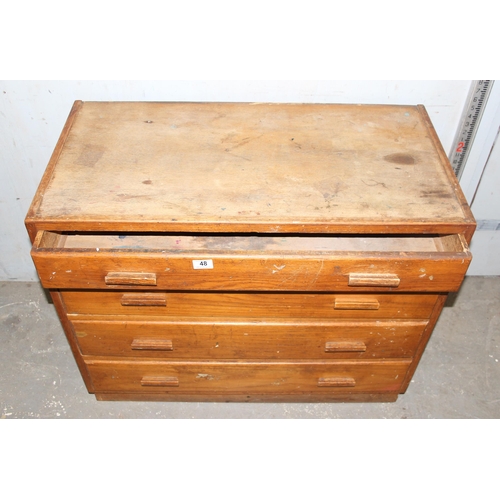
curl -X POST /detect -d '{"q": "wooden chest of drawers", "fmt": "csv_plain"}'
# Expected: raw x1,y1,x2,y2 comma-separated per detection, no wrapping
25,101,475,402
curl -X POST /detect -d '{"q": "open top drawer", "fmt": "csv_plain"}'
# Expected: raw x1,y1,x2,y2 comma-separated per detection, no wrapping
31,231,471,292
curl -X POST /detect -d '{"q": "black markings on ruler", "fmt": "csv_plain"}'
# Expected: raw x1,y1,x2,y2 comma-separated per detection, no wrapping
450,80,493,179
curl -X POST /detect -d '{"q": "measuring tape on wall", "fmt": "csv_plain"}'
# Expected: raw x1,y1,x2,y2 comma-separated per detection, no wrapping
449,80,493,180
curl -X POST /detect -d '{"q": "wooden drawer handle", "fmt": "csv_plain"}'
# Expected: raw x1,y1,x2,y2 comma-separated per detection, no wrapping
334,298,380,310
318,377,356,387
105,272,157,286
325,341,367,353
121,293,167,306
132,338,173,351
141,376,179,387
348,273,400,287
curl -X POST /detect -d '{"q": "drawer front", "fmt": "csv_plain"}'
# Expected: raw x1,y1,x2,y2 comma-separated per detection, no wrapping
32,231,471,292
86,359,412,394
62,291,440,320
72,319,427,359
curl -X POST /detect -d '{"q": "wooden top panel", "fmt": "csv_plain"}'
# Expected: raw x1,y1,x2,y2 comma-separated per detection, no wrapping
30,101,472,232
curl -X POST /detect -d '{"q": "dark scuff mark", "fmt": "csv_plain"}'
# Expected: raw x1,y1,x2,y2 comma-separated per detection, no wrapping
420,190,453,199
384,153,416,165
362,179,388,188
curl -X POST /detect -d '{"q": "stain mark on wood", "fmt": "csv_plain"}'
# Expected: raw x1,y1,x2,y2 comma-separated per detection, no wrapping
384,153,416,165
75,145,105,168
420,190,453,199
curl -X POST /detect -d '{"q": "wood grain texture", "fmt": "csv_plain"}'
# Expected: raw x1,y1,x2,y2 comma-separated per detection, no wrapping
334,298,380,310
50,290,95,393
31,232,471,292
104,272,157,286
140,376,179,387
72,318,427,359
62,291,440,320
416,105,476,244
25,100,83,242
85,359,411,394
26,102,473,235
399,293,448,392
120,293,167,306
25,219,477,238
324,340,367,352
33,254,470,292
348,273,401,287
94,392,399,402
57,233,445,252
26,101,475,403
317,377,356,387
131,338,173,351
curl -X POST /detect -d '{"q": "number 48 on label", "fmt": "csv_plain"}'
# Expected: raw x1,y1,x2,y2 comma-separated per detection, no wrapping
192,259,214,269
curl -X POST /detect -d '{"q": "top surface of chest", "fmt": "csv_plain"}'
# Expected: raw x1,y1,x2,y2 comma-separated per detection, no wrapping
29,101,472,232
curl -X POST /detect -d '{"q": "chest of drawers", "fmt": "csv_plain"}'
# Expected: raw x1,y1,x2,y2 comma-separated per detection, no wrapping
26,101,475,402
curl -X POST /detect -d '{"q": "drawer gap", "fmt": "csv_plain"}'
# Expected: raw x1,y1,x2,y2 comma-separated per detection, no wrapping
38,231,466,254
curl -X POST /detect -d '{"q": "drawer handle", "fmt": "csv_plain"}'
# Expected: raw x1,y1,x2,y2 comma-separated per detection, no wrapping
325,341,367,353
121,293,167,306
318,377,356,388
105,272,157,286
334,298,380,310
348,273,400,287
132,338,173,351
141,376,179,387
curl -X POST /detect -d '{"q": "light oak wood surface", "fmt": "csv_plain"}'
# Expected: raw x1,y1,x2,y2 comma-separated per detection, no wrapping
31,231,470,292
25,101,475,402
86,359,412,395
25,101,475,238
72,318,427,359
61,291,440,320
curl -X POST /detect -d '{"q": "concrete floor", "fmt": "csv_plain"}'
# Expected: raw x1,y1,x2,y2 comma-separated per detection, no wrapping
1,277,499,419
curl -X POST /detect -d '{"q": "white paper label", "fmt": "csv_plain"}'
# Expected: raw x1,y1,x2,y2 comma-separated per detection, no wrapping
192,259,214,269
